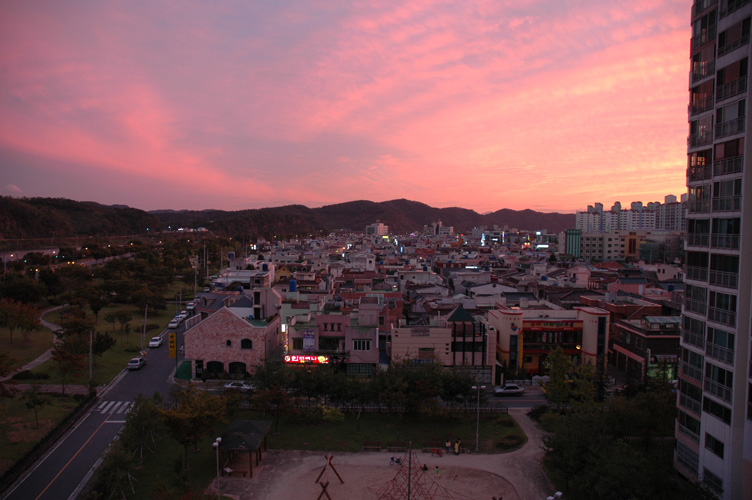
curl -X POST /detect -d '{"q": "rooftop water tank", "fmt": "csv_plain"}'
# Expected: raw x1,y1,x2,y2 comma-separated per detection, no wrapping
289,279,297,292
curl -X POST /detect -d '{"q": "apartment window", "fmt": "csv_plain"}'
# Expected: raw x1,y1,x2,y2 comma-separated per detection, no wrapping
705,362,733,402
678,410,701,441
706,327,735,364
712,178,742,211
703,396,732,424
711,217,741,249
293,338,303,350
353,339,371,351
226,340,232,347
716,58,748,102
692,10,717,49
688,184,711,213
717,17,751,56
676,441,699,474
241,339,252,349
705,433,724,457
715,99,746,138
684,284,708,315
681,347,705,382
708,290,737,326
692,45,715,82
679,378,703,414
690,115,713,147
703,468,724,494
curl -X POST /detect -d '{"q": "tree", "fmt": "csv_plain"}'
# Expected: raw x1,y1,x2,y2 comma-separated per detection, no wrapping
159,386,227,470
92,331,116,360
542,346,572,410
0,352,18,397
22,386,50,428
252,386,297,431
18,302,41,346
119,393,163,464
0,298,22,344
51,341,85,395
88,295,107,324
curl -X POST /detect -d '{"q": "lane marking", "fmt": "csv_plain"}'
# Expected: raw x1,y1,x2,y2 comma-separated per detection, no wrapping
34,414,111,500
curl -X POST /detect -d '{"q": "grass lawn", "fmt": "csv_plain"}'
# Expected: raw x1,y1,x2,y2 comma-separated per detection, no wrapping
0,393,84,476
1,324,55,372
126,409,526,498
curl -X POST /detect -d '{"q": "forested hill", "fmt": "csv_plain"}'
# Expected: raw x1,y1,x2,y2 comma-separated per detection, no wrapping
0,196,575,239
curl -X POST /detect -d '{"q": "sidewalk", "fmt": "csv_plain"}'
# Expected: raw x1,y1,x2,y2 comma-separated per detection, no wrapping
1,305,66,383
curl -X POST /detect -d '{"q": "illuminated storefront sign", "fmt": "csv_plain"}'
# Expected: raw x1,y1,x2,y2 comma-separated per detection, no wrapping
284,355,330,364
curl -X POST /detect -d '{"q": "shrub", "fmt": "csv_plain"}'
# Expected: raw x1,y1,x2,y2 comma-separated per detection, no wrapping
497,432,526,449
321,405,344,423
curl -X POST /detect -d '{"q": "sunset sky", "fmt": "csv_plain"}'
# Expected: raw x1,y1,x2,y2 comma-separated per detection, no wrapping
1,0,690,214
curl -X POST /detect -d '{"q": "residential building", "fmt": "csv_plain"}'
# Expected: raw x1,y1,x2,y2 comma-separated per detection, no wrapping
676,2,752,498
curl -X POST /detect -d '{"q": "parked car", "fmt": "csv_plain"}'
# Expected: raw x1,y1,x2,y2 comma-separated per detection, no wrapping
168,318,180,329
224,381,255,392
148,336,163,348
178,310,188,321
494,383,525,396
186,301,196,311
127,357,146,370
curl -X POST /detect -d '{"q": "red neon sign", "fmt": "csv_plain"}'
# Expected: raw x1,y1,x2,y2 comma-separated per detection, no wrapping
284,355,330,364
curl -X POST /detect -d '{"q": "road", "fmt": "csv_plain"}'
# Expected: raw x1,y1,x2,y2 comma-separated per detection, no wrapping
1,327,186,500
489,387,548,409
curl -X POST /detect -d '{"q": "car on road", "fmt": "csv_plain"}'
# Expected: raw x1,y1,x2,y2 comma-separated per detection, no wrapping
148,336,163,348
186,301,196,311
168,318,180,329
178,310,188,321
224,381,255,392
494,383,525,396
127,357,146,370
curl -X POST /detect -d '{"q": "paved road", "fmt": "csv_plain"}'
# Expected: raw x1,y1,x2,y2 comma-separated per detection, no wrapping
1,327,187,500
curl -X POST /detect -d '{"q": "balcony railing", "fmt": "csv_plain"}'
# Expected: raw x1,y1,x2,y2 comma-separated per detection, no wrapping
687,233,710,247
682,327,705,348
684,297,707,315
708,306,736,327
691,61,715,83
710,233,739,249
689,131,713,147
677,421,701,443
713,156,743,176
716,76,747,102
709,270,738,289
715,117,745,139
688,199,711,213
718,34,750,57
685,265,708,281
681,361,704,382
704,378,732,403
687,164,713,182
706,341,734,364
689,94,714,114
679,392,702,415
712,195,741,212
720,0,750,17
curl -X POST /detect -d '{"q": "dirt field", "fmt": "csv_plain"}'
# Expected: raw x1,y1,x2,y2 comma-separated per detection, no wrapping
213,410,554,500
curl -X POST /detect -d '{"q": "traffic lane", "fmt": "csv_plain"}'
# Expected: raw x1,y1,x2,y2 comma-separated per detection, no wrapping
4,412,121,500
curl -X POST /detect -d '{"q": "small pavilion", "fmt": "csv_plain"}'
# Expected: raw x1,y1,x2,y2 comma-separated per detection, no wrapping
218,420,272,478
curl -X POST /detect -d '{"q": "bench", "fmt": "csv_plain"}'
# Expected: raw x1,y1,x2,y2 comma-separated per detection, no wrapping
420,442,445,455
387,441,407,452
361,441,382,452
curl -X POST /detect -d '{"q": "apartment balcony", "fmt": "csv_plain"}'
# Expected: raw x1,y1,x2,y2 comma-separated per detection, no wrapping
689,94,714,115
720,0,750,18
687,233,710,247
688,199,710,214
704,378,732,403
687,164,712,182
706,341,734,364
684,265,708,281
677,421,701,443
691,61,715,83
715,117,745,139
716,76,747,102
710,233,739,249
682,327,706,349
708,306,736,327
709,270,738,289
713,156,743,176
679,392,702,415
718,33,750,57
688,131,713,147
691,26,717,50
684,297,707,315
712,195,741,212
681,361,704,382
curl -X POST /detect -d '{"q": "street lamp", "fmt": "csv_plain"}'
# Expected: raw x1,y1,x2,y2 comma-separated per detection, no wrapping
213,437,222,500
471,385,486,452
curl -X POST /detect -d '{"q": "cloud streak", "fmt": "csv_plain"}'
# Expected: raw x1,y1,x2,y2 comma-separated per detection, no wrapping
0,0,689,213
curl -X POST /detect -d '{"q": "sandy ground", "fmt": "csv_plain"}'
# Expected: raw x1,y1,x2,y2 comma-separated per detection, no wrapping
211,409,555,500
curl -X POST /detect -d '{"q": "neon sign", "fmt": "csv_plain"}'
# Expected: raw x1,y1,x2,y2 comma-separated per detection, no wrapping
284,355,330,364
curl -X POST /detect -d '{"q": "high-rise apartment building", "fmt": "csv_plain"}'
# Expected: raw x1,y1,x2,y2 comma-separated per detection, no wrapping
678,2,752,498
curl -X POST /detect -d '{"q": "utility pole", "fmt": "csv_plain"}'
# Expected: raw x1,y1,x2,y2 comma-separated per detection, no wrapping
89,329,93,393
141,304,148,354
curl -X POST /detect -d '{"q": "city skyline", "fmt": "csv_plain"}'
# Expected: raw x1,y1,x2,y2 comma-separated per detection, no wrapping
1,0,689,213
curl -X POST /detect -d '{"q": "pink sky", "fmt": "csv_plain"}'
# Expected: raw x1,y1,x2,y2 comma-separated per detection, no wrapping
0,0,690,214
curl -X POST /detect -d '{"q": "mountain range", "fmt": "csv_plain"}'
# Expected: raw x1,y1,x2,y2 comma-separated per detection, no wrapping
0,196,575,240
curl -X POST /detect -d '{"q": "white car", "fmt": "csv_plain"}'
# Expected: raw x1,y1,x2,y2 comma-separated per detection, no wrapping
178,310,188,321
127,357,146,370
224,381,255,392
168,318,180,329
494,383,525,397
186,301,196,311
148,336,163,348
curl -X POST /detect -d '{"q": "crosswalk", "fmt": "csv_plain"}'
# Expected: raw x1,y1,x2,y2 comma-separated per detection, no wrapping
95,401,133,415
